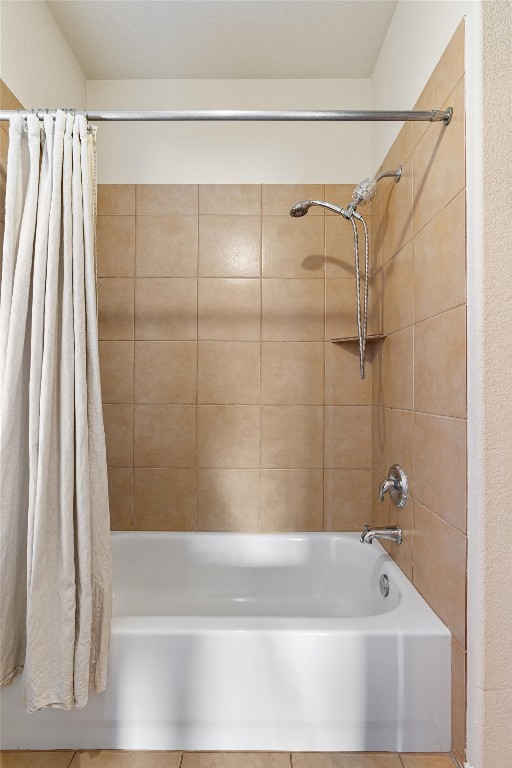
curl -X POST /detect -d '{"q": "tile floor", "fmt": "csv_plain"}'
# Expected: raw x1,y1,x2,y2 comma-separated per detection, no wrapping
0,752,458,768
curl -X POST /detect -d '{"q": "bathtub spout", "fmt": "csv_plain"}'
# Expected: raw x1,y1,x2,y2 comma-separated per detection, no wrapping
360,525,403,545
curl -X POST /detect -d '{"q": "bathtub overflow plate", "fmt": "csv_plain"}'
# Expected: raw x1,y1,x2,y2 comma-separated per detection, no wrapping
379,574,390,598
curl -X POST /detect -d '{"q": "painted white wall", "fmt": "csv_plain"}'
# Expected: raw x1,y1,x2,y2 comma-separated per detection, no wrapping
0,0,86,109
466,2,512,766
371,0,475,170
87,78,372,184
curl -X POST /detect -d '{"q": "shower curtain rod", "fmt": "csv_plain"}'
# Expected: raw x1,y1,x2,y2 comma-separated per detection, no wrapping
0,108,453,123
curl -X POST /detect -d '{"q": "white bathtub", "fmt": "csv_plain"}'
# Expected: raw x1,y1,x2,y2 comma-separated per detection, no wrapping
0,532,451,752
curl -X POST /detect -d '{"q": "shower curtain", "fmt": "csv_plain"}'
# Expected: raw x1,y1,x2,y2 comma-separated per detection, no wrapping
0,111,112,712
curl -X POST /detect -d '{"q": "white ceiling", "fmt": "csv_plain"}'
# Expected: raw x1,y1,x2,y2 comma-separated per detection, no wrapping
46,0,398,80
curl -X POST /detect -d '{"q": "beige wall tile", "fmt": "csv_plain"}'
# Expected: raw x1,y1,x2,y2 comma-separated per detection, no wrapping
413,76,465,235
134,405,196,467
379,123,414,196
198,341,260,404
372,406,385,477
198,277,260,341
381,157,413,264
97,184,135,215
0,752,75,768
262,184,324,215
414,305,466,418
382,327,414,410
71,749,181,768
183,754,289,768
324,469,371,531
324,406,372,469
371,471,384,527
382,242,414,334
414,413,466,533
413,18,465,147
133,469,196,531
98,278,134,340
260,469,323,531
136,184,198,215
135,278,197,340
381,495,413,581
135,341,197,404
99,341,134,404
262,279,324,341
324,184,357,213
197,405,260,468
263,215,324,278
197,469,260,530
382,407,414,486
199,214,261,277
368,271,383,337
325,342,372,406
325,279,359,340
108,467,133,530
292,754,402,768
97,217,135,277
325,214,370,278
400,755,455,768
0,79,24,110
452,637,467,763
261,405,323,469
371,341,383,407
199,184,261,214
262,342,324,405
370,197,383,275
136,215,198,277
71,751,181,767
413,501,466,646
414,190,466,323
103,404,133,467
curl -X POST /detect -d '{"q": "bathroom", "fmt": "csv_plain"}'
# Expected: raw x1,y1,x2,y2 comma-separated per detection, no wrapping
0,1,510,767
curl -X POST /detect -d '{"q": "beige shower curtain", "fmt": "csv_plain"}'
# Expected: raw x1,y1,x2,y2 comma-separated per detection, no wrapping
0,111,112,712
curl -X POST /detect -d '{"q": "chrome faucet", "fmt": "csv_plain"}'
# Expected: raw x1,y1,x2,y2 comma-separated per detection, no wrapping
360,525,403,545
378,477,396,501
378,464,409,508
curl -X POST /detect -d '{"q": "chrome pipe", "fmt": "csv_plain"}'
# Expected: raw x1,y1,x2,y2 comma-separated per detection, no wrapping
0,108,453,123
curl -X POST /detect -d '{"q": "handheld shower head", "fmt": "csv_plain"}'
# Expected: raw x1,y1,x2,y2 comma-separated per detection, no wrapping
289,200,348,218
289,201,311,217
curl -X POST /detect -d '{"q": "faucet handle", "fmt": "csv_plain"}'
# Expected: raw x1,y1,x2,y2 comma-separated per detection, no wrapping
379,465,409,508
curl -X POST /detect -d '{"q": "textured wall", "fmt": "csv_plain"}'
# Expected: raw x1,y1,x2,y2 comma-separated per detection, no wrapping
466,2,512,767
0,1,86,110
370,22,467,761
88,78,372,184
98,183,379,533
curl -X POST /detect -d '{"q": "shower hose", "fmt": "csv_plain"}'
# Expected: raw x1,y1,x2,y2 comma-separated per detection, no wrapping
349,210,369,379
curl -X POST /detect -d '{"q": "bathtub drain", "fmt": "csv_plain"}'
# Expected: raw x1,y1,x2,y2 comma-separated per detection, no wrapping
379,574,390,597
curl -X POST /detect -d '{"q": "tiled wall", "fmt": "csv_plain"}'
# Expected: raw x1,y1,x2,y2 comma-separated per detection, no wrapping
97,183,378,533
369,22,466,762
